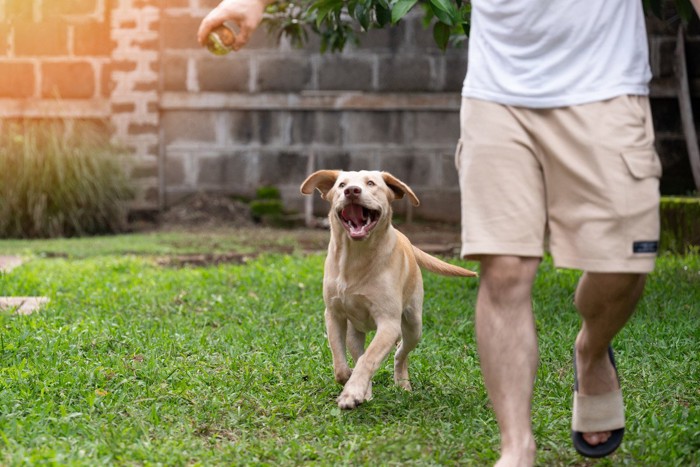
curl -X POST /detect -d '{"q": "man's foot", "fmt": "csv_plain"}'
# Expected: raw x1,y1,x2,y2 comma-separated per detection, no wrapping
495,438,536,467
571,344,625,458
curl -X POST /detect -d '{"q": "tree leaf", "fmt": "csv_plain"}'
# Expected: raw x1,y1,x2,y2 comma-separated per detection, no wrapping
391,0,419,24
433,21,450,51
429,0,456,26
354,2,370,31
375,4,392,27
430,0,454,14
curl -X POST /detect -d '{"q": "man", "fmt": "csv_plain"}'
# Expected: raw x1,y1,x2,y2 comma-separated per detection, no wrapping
198,1,698,465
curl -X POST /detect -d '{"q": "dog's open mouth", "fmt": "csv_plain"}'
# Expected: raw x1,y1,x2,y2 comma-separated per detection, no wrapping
339,203,380,240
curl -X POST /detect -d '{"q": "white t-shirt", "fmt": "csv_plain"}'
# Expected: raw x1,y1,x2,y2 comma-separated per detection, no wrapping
462,0,652,108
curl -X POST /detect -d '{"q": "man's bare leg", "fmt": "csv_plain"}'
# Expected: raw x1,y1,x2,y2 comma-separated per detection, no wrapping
476,255,541,467
574,272,646,446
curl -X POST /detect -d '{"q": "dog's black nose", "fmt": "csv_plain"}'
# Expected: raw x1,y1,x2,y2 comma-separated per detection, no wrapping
344,185,362,198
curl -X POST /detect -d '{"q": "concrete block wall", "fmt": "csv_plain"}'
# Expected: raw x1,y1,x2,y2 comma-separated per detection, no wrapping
160,2,468,221
646,13,700,195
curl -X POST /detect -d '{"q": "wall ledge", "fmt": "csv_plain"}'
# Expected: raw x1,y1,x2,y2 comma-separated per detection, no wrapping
161,91,462,111
0,99,110,119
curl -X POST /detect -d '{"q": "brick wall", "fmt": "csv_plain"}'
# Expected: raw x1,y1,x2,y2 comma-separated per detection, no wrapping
0,0,159,210
109,0,161,209
0,0,110,115
1,1,699,222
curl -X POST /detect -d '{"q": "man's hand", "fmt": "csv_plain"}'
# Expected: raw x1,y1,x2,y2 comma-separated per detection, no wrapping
197,0,271,51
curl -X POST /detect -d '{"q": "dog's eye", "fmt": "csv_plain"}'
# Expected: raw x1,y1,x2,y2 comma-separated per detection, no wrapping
338,183,345,188
367,181,375,186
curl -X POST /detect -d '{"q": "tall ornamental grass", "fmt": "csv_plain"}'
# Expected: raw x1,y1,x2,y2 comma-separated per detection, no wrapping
0,120,133,238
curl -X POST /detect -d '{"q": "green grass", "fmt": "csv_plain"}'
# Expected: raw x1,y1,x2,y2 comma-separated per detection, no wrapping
0,228,698,465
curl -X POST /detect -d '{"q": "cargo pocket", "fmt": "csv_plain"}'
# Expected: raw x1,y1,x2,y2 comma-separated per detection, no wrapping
621,148,662,180
620,148,662,255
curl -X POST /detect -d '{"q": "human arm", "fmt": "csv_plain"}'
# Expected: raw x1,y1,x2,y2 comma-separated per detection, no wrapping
197,0,275,51
692,0,700,17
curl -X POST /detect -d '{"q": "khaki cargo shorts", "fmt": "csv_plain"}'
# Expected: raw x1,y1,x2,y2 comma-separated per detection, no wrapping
455,95,662,273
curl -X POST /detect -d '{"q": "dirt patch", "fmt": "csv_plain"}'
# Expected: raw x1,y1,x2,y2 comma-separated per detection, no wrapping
155,252,256,268
395,222,462,255
128,193,463,266
159,193,255,229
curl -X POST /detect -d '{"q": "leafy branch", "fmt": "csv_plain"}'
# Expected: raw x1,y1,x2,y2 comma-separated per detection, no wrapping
261,0,694,53
263,0,470,52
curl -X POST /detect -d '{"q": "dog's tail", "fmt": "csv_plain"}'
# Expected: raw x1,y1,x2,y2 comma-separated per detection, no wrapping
412,246,478,277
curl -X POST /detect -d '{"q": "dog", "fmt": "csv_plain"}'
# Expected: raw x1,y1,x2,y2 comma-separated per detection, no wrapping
300,169,477,409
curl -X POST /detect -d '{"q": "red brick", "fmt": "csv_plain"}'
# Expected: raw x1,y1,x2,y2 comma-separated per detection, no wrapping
118,20,138,29
0,24,10,55
0,62,36,98
6,0,33,21
14,20,68,56
43,0,97,16
41,62,95,98
133,81,158,92
128,123,159,135
133,0,159,8
162,15,201,49
74,21,113,56
112,103,136,113
134,39,159,50
106,60,138,73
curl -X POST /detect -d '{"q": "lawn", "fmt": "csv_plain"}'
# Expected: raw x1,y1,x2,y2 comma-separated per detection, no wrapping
0,227,698,466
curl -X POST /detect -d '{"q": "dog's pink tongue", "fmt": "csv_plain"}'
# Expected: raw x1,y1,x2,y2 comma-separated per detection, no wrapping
341,204,365,226
341,204,368,238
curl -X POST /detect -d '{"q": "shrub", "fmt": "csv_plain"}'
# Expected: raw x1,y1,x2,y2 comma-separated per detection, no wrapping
660,196,700,254
0,120,133,238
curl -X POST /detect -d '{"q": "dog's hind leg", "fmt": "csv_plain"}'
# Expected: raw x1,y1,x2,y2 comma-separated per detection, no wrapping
347,325,366,364
394,305,422,391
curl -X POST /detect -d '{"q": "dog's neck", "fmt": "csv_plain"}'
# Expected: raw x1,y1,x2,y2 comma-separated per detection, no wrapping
327,215,397,272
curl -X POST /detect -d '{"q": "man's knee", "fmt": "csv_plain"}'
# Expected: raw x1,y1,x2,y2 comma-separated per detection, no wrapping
578,272,646,302
479,256,540,303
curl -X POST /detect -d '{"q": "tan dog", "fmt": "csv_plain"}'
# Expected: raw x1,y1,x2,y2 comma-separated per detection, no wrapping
300,169,477,410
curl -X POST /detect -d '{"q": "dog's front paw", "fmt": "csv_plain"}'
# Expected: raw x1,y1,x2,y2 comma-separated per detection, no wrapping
337,383,369,410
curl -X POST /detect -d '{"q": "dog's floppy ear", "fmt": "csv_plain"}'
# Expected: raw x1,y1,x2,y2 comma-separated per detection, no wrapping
382,172,420,206
300,170,340,200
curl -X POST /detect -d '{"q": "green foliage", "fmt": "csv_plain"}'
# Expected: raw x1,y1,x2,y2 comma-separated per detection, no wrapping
250,185,290,226
660,196,700,254
263,0,470,52
644,0,695,23
0,120,133,239
262,0,690,52
255,185,282,200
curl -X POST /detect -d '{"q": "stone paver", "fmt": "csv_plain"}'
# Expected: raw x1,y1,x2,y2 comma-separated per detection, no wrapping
0,297,50,315
1,257,49,315
0,256,25,273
